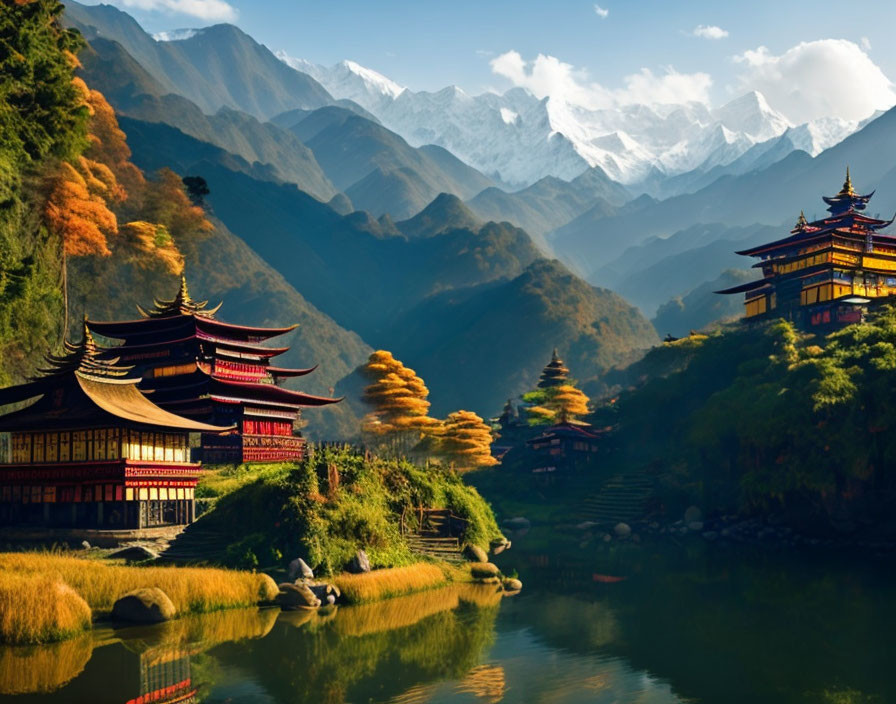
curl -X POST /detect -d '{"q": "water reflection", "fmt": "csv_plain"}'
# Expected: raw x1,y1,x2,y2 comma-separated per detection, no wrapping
1,537,893,703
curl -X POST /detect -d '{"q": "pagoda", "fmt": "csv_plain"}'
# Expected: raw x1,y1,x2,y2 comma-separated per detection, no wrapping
86,277,341,463
0,321,230,530
718,169,896,328
537,349,570,388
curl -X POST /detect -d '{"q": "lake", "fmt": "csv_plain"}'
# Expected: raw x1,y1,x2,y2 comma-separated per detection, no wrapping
1,527,892,703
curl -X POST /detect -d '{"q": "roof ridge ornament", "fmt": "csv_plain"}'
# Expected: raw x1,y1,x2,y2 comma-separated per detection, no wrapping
30,314,132,382
139,275,223,319
839,166,856,197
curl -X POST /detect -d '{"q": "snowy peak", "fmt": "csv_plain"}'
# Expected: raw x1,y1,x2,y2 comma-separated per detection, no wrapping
712,91,791,142
153,28,199,42
275,54,863,187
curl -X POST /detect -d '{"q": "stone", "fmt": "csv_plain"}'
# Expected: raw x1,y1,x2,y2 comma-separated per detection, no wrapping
112,588,176,623
107,546,159,562
602,534,612,542
490,538,511,555
80,540,91,550
257,574,280,602
614,522,631,538
502,517,531,530
688,521,704,532
326,594,336,605
276,582,320,610
576,521,598,531
502,578,523,592
288,557,314,581
470,562,501,580
684,506,703,524
346,549,371,574
463,544,488,563
308,582,340,602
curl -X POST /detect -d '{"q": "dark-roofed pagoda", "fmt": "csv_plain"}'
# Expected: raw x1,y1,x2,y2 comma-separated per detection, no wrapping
718,169,896,328
0,321,230,530
87,277,341,463
537,349,570,388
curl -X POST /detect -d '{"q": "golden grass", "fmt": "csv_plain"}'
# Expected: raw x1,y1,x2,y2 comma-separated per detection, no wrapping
333,582,502,637
333,563,452,604
0,633,93,694
0,553,273,643
0,574,92,645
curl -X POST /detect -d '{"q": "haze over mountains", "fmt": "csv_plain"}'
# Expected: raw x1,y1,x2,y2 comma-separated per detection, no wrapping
59,0,896,434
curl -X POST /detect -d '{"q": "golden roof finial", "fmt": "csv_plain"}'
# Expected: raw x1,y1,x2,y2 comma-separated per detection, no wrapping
177,274,191,304
81,314,96,353
839,166,855,197
796,210,808,228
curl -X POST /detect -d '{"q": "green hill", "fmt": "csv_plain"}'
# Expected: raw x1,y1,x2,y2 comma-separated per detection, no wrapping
652,269,753,338
396,193,483,238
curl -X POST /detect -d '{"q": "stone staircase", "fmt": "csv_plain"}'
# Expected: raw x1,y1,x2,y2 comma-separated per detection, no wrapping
404,508,466,563
580,470,654,526
159,522,228,564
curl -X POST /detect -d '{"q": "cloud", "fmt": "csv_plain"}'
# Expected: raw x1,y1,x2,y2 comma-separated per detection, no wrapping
692,25,728,40
490,50,711,108
116,0,238,21
861,36,872,51
734,39,896,123
593,4,609,18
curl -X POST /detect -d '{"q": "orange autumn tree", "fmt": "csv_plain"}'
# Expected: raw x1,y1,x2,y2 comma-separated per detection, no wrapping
438,411,498,471
360,350,441,455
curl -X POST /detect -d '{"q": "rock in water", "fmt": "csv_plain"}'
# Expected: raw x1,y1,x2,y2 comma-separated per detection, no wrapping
80,540,91,550
470,562,501,581
347,550,371,574
277,582,320,610
684,506,703,524
112,588,176,623
288,557,314,581
490,538,511,555
503,578,523,591
463,544,488,563
614,523,631,538
107,546,159,562
503,517,531,530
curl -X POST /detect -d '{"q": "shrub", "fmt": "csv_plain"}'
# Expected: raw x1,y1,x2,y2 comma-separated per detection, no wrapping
0,574,91,644
333,563,451,603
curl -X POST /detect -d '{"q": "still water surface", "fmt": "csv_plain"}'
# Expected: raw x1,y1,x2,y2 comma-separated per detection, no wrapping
1,528,892,703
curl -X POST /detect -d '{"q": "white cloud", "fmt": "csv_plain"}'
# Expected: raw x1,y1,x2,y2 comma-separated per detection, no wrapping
116,0,238,22
861,36,872,51
692,25,728,40
490,50,711,108
593,4,609,18
734,39,896,123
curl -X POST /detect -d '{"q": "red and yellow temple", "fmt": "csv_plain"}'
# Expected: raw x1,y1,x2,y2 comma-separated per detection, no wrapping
86,277,341,463
718,169,896,327
0,323,230,530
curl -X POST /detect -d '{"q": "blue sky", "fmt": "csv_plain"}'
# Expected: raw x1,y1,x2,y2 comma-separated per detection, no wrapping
83,1,896,119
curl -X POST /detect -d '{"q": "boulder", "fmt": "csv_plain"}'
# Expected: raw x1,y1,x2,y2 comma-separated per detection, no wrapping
308,582,340,602
107,546,159,562
502,517,531,530
470,562,501,580
80,540,91,550
463,544,488,563
257,574,280,602
490,538,511,555
112,588,176,623
684,506,703,524
276,582,320,610
502,578,523,592
614,522,631,538
346,550,371,574
288,557,314,581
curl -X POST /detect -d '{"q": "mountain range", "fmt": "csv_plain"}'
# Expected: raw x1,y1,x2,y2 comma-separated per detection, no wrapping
284,55,862,187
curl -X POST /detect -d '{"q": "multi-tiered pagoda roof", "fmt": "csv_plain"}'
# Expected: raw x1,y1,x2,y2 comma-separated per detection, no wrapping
718,170,896,328
86,278,340,462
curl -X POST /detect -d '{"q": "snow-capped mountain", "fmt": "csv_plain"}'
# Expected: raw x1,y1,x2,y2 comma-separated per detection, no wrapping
279,54,862,187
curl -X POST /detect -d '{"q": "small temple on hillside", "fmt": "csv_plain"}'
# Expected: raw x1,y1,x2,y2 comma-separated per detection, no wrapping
86,277,341,463
0,322,230,529
537,349,570,388
718,169,896,328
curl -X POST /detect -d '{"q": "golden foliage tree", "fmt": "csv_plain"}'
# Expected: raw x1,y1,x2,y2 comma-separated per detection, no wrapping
439,410,498,471
360,350,440,453
44,159,118,256
523,383,591,425
119,221,185,275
